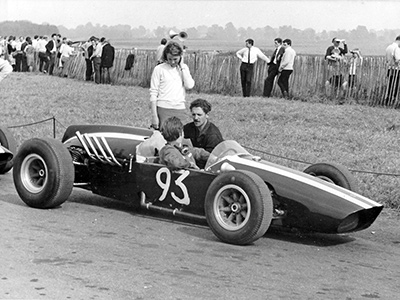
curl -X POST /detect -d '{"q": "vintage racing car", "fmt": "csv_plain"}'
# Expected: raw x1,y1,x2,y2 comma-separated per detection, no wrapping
0,126,16,174
12,124,383,245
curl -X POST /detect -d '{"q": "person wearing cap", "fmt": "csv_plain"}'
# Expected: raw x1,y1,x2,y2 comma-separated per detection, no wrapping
347,48,363,89
325,37,348,90
236,38,270,97
385,35,400,103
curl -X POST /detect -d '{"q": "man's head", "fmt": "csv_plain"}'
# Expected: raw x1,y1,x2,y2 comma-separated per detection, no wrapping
161,117,184,143
274,38,282,48
395,35,400,45
283,39,292,48
161,38,167,45
245,38,254,48
189,99,212,129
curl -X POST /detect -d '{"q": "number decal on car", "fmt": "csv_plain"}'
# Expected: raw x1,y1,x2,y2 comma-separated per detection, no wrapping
156,167,190,205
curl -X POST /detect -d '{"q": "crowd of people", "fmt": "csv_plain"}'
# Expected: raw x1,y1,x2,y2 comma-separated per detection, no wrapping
2,34,400,170
0,33,115,84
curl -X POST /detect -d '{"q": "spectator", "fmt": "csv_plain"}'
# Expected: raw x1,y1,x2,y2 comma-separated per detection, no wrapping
37,36,49,73
325,37,348,90
24,37,35,72
125,48,137,71
263,38,285,97
14,36,24,72
156,38,167,65
20,36,29,72
7,36,16,71
0,57,13,82
81,36,97,81
346,48,363,89
385,35,400,103
183,98,223,169
159,116,210,171
100,39,115,84
45,33,59,75
90,37,103,84
32,35,39,70
236,38,270,97
58,39,76,77
278,39,296,99
149,41,195,129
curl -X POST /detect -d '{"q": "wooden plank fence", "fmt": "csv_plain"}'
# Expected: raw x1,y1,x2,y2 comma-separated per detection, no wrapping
53,49,400,108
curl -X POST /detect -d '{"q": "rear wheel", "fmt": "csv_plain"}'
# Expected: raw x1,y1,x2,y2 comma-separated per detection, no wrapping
0,126,17,174
205,170,273,245
13,138,74,208
304,162,358,192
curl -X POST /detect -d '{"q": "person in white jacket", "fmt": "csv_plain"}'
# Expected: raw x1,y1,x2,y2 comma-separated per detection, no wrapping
149,41,195,130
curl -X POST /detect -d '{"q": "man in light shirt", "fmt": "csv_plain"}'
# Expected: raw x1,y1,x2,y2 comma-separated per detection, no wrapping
278,39,296,99
385,35,400,103
236,38,270,97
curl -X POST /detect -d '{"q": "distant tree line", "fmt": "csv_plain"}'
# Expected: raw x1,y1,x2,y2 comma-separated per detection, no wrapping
1,20,399,46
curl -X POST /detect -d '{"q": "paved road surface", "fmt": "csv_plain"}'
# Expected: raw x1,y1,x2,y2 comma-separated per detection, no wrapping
0,172,399,300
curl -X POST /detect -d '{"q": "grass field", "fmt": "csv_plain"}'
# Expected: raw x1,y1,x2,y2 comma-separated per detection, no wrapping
1,72,400,211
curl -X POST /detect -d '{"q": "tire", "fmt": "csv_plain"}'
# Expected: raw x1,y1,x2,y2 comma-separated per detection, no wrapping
205,170,273,245
0,126,17,174
303,162,359,192
13,137,74,209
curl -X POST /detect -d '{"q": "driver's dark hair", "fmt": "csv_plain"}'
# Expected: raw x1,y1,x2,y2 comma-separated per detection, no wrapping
189,98,212,114
161,116,183,142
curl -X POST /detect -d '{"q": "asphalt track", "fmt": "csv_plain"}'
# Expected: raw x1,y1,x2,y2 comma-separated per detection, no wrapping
0,172,399,300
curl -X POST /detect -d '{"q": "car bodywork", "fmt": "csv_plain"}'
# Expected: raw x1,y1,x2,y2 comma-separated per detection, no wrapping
13,124,383,245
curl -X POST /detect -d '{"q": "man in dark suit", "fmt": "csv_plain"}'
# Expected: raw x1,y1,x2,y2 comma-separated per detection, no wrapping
100,38,115,84
45,33,59,75
263,38,285,97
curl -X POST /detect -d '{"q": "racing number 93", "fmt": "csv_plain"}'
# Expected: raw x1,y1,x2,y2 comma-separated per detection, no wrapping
156,167,190,205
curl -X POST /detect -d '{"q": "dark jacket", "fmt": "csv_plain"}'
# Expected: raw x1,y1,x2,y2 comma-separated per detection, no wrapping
269,46,285,67
125,53,135,70
45,40,56,54
101,43,115,68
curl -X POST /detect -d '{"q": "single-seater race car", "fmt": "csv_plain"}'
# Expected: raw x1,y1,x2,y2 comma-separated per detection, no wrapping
0,126,16,174
12,124,383,245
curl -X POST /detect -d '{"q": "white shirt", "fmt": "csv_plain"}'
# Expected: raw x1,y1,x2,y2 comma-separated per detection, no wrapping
149,63,195,109
37,39,47,52
385,42,400,67
279,46,296,71
59,44,74,58
156,44,165,62
236,46,270,64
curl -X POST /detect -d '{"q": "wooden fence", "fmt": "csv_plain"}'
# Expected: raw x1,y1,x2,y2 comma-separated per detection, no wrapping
58,49,399,108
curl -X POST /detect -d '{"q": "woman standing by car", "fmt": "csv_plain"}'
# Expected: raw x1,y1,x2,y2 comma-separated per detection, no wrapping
149,41,194,130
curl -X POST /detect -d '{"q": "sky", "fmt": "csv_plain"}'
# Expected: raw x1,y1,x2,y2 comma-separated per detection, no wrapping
2,0,400,32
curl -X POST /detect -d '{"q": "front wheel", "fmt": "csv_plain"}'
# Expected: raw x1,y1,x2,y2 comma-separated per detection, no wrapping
13,137,74,208
303,162,358,192
0,126,17,174
205,170,273,245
